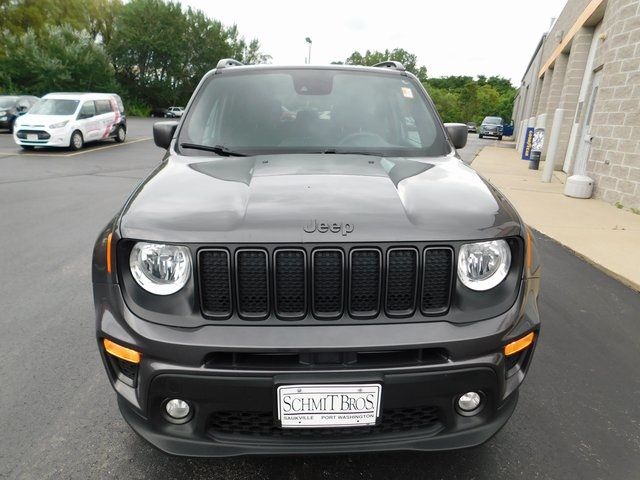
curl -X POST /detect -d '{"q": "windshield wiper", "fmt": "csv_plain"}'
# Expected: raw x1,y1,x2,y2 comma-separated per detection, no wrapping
320,149,384,157
179,143,247,157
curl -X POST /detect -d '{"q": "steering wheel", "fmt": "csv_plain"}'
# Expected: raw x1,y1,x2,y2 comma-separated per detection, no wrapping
337,131,387,147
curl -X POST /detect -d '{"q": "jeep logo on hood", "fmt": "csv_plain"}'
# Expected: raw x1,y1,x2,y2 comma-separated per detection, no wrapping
303,220,354,236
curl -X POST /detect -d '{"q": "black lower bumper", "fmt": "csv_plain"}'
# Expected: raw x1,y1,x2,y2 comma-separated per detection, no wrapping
95,280,539,457
118,369,519,457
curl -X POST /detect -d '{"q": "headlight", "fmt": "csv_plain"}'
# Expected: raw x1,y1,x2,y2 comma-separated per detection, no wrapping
457,240,511,291
49,120,69,129
129,242,191,295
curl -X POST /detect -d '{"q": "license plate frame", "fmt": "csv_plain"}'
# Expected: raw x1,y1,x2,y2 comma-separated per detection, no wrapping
276,383,382,428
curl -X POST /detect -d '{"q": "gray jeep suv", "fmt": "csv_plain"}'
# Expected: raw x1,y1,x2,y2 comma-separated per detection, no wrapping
93,60,540,457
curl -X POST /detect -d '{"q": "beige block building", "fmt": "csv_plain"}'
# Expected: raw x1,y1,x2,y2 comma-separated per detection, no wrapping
512,0,640,209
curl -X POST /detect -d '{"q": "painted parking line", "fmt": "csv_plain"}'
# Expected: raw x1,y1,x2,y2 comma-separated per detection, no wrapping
0,137,152,158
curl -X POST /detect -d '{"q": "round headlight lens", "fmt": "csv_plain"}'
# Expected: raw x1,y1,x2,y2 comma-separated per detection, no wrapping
129,242,191,295
457,240,511,291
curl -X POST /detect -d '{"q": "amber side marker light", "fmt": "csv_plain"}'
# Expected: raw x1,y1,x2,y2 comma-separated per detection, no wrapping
504,332,535,356
103,338,141,364
106,232,113,273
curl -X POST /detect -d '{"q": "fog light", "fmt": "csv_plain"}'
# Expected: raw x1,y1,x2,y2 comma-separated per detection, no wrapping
457,392,482,412
165,399,190,419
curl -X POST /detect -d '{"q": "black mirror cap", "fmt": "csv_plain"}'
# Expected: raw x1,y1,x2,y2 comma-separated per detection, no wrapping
444,123,468,150
153,121,179,149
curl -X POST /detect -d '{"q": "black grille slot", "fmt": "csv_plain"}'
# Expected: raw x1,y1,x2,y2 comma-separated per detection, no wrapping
116,358,138,381
236,250,269,319
312,250,344,318
209,406,442,439
274,249,306,319
421,248,453,314
199,250,232,318
385,248,418,316
349,249,381,317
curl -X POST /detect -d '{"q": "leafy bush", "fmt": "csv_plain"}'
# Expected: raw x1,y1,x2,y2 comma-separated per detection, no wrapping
126,102,151,117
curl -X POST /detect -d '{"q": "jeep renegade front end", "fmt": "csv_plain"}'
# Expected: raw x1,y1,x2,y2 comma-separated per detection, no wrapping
93,60,540,457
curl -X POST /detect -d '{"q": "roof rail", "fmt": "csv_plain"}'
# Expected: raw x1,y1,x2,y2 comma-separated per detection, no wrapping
216,58,244,69
372,61,406,71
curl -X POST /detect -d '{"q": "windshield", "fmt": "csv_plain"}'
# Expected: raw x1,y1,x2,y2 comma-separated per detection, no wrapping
0,97,17,108
483,116,503,125
179,69,450,157
29,99,80,116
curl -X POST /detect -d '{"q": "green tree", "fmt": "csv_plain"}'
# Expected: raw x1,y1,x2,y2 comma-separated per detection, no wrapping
0,0,122,42
108,0,268,107
422,75,516,124
342,48,428,82
0,24,116,95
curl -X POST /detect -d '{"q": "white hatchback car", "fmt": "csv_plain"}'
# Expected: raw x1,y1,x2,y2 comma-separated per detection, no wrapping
13,93,126,150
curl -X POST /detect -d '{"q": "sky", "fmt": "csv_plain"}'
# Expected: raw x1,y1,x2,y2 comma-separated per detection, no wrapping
180,0,564,85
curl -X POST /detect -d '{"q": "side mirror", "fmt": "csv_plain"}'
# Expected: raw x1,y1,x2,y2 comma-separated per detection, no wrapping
444,123,468,149
153,121,179,149
16,105,27,113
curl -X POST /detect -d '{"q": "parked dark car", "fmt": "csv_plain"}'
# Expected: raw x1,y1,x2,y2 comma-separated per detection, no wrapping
151,108,168,118
479,116,504,140
93,60,541,457
0,95,39,132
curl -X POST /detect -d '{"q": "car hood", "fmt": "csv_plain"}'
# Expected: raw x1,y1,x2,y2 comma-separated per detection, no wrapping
16,114,72,127
119,154,522,243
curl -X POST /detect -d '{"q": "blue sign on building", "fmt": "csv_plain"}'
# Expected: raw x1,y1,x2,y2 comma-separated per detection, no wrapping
521,127,535,160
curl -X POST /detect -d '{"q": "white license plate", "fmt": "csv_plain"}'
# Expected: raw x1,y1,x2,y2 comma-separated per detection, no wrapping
277,384,381,428
27,134,38,141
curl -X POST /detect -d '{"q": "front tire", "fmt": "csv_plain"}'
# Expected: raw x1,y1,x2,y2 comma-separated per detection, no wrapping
114,125,126,143
70,130,83,151
498,135,503,141
479,134,483,139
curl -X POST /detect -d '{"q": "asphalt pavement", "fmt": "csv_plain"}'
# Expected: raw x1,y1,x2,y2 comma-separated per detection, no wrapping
1,120,638,479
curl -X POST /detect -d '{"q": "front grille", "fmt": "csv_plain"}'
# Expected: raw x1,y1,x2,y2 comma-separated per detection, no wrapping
198,245,454,321
208,406,442,439
16,129,50,140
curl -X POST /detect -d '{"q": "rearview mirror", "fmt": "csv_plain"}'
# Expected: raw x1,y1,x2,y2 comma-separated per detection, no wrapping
444,123,468,149
153,121,179,149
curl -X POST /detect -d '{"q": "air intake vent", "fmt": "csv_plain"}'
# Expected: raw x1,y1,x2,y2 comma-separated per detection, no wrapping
274,249,306,319
199,249,232,318
349,249,381,317
235,250,269,319
312,249,344,319
385,248,418,316
421,248,454,315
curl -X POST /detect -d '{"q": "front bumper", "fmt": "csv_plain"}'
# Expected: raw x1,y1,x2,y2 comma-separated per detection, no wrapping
480,130,502,137
95,278,540,457
14,128,71,147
